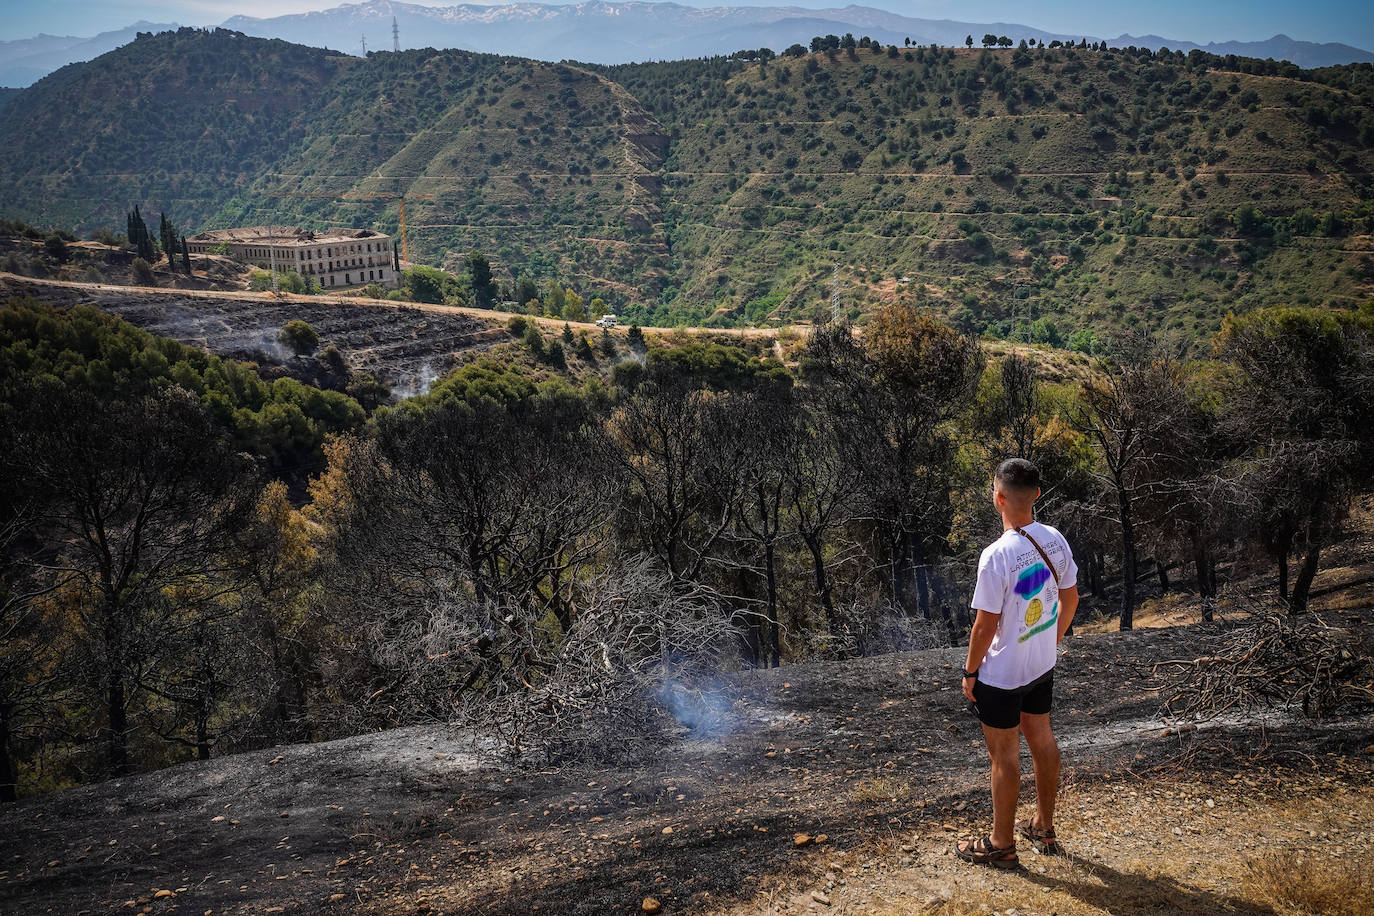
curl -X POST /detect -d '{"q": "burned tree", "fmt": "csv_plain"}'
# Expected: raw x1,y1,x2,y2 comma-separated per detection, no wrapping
1218,307,1374,614
1070,337,1185,630
610,380,750,585
309,372,617,728
726,386,801,668
805,311,982,630
12,385,256,776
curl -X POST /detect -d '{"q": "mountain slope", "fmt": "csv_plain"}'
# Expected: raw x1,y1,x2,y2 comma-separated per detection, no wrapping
643,45,1374,332
0,28,346,232
1,31,1371,339
1110,33,1374,69
215,46,672,294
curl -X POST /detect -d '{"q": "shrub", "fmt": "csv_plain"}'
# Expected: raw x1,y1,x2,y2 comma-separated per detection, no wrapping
523,324,545,356
278,320,319,356
132,257,155,285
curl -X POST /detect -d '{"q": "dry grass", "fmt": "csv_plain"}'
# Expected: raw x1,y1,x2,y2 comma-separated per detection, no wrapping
1245,852,1374,916
851,776,916,805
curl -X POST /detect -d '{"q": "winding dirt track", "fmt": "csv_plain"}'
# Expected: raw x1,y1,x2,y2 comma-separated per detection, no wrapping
0,273,797,339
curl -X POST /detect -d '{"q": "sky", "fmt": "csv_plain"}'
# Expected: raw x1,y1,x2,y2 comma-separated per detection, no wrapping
4,0,1371,51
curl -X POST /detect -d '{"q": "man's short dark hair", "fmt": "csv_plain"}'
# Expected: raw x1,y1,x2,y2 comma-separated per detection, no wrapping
996,457,1041,493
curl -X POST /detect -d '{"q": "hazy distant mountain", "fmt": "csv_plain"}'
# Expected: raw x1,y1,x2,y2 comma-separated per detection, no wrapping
0,21,179,87
2,2,1370,87
217,1,1092,61
1107,33,1374,69
217,1,1374,67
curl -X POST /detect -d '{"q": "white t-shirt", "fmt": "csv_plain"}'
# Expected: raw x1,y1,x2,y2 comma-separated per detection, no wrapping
970,521,1078,690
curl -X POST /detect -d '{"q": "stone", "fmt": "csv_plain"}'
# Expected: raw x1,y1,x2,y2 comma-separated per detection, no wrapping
661,826,673,835
794,833,813,847
641,897,662,913
811,890,831,905
153,889,174,899
329,893,346,902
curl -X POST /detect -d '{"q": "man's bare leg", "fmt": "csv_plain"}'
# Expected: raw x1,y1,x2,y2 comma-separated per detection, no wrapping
1019,711,1060,833
982,723,1021,848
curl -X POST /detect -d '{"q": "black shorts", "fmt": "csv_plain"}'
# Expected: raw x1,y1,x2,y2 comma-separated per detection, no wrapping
971,670,1054,730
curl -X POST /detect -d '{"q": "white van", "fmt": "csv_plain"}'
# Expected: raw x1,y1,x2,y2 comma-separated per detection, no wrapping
595,314,618,328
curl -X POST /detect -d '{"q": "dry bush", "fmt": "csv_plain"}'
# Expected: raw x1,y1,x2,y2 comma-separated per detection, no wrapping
826,597,953,657
1245,852,1374,916
388,556,741,767
1156,610,1374,720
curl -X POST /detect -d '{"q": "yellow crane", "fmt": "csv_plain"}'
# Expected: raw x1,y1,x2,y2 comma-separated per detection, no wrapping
264,190,434,263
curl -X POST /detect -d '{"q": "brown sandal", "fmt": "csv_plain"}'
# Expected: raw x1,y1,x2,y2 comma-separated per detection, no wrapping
955,835,1019,869
1017,818,1061,855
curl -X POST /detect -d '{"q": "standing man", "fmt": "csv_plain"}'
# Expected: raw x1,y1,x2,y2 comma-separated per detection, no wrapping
956,458,1078,868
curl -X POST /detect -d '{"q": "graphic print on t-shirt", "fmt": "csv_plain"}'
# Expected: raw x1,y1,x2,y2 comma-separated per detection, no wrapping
1012,560,1058,643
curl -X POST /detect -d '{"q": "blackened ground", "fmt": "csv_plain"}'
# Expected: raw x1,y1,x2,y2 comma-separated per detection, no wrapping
2,596,1371,916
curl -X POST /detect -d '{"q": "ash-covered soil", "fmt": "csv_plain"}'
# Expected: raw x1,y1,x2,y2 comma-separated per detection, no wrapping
0,274,509,395
3,615,1371,916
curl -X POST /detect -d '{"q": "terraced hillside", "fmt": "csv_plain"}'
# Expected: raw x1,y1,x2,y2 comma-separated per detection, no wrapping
645,46,1374,334
221,49,671,302
0,274,507,397
1,29,1372,340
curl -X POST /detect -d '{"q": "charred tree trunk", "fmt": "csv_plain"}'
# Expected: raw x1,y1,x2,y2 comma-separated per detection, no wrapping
1192,536,1214,623
763,542,781,668
908,531,931,619
196,700,211,761
1278,554,1290,601
802,532,841,645
106,670,129,777
1118,491,1137,631
1289,542,1323,615
0,702,16,803
889,530,908,615
1156,560,1170,593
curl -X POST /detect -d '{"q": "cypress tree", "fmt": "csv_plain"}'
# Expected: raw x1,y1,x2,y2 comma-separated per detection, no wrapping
181,237,191,273
129,206,156,263
159,213,173,266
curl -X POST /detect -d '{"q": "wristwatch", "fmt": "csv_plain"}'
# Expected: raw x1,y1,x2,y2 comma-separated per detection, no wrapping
962,667,977,679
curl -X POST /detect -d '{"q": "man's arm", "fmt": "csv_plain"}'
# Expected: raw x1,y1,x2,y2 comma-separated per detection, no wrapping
1056,586,1078,643
962,609,1000,701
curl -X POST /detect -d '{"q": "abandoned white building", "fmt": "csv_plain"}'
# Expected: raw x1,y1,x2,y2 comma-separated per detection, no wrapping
185,226,399,289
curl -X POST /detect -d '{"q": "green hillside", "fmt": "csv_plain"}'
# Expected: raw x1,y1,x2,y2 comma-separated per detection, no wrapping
0,28,345,232
223,48,671,301
646,46,1374,336
1,30,1372,340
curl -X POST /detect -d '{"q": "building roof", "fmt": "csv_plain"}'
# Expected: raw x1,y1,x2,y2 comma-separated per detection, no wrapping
187,226,387,246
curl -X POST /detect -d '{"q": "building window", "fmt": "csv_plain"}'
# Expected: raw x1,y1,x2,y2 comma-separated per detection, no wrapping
369,270,374,280
345,274,350,284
